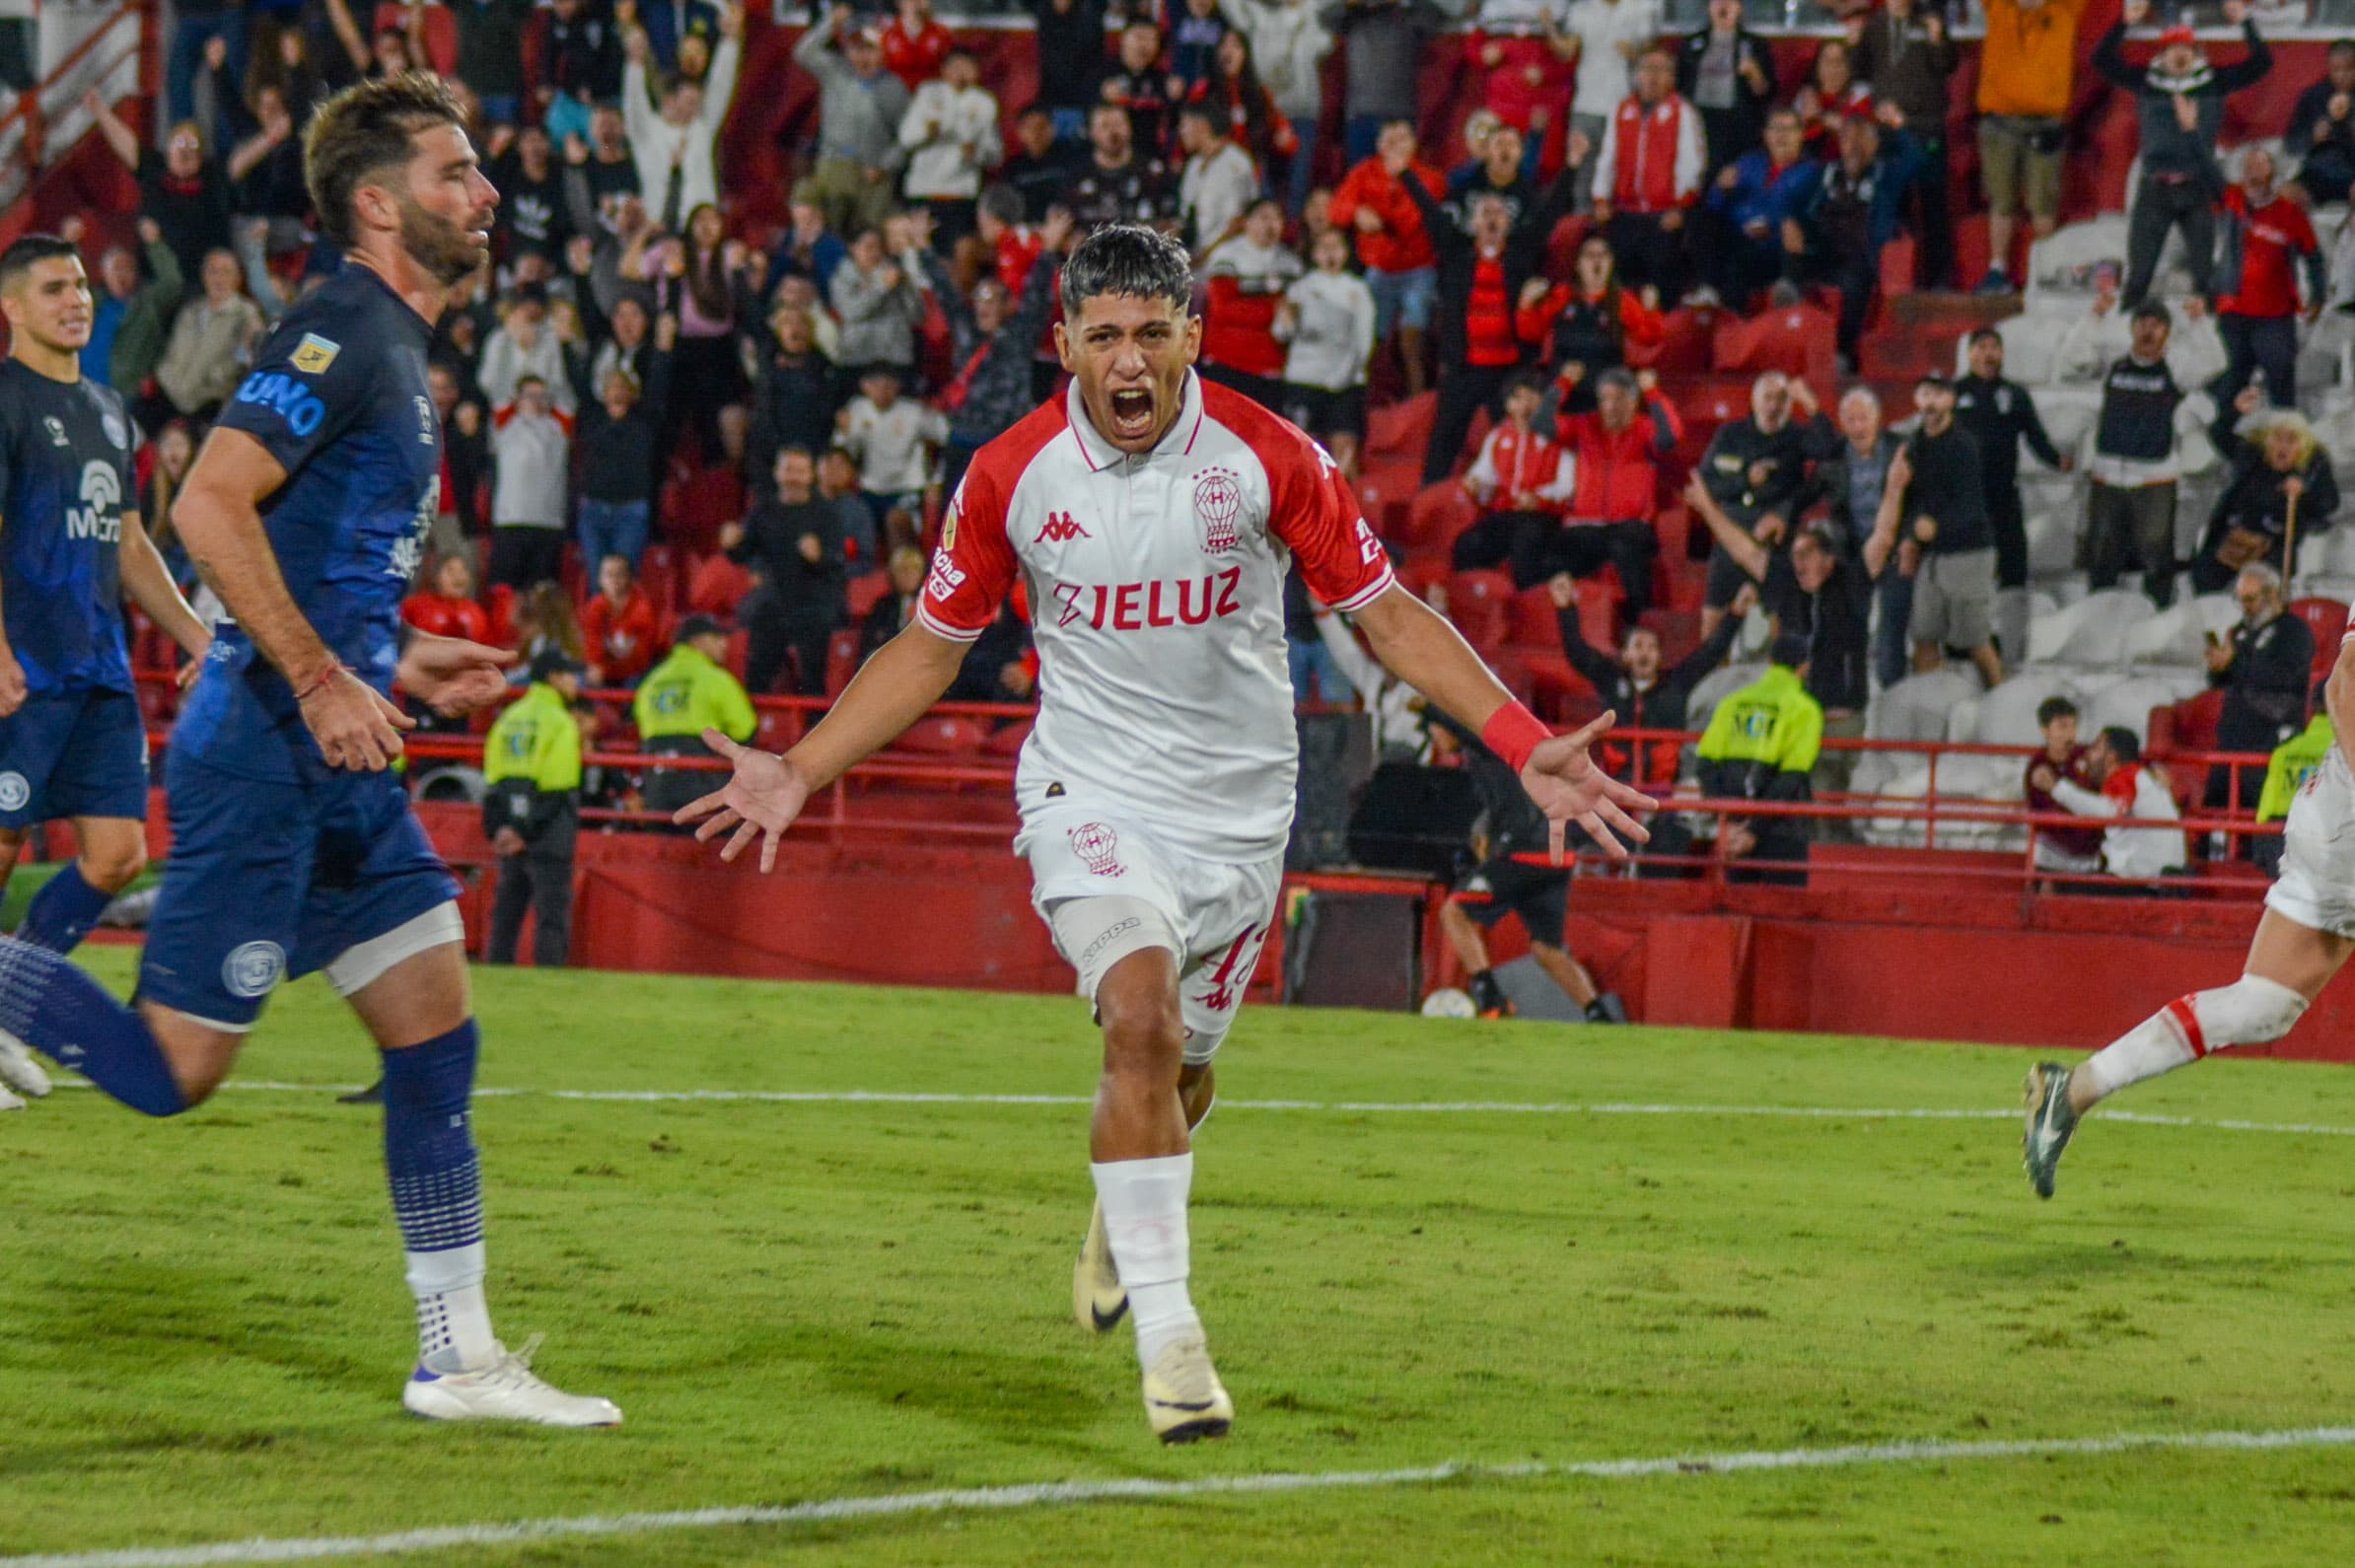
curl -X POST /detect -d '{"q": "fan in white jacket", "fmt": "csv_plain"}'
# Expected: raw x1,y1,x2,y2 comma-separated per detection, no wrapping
1274,232,1377,396
2044,728,2190,882
897,54,1003,203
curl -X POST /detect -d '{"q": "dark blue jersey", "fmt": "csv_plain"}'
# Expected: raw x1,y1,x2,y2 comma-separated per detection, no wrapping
177,264,440,782
0,361,138,695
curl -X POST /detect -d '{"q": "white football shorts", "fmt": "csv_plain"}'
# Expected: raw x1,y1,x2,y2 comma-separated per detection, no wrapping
1018,802,1282,1063
2265,747,2355,939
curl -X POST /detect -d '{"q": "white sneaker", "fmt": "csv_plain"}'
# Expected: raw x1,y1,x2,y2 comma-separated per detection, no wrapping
1141,1333,1232,1445
0,1030,50,1099
1073,1200,1128,1333
401,1336,622,1427
0,1082,24,1113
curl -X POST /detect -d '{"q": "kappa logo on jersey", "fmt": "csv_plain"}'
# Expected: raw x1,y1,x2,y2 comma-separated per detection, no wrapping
291,333,340,375
1051,567,1245,631
1193,466,1243,554
235,372,327,437
1034,511,1091,544
1068,821,1124,877
65,462,122,543
41,417,66,448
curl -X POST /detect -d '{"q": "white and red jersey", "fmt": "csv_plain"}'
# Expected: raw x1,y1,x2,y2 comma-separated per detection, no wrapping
921,372,1396,861
1463,421,1574,513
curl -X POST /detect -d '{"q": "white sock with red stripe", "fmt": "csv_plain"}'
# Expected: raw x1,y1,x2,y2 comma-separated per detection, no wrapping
2077,976,2308,1105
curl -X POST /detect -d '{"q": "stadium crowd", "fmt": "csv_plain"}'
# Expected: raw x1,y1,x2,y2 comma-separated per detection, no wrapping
45,0,2355,888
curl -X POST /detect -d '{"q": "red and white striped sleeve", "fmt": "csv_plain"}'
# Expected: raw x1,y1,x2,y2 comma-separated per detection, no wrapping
915,466,1018,643
1268,430,1394,614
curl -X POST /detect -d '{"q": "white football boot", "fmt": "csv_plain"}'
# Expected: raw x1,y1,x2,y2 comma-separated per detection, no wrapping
0,1082,24,1113
0,1030,50,1100
1141,1333,1232,1445
1074,1200,1129,1333
401,1336,621,1427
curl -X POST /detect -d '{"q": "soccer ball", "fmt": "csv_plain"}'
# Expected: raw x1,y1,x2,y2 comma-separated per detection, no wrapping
1420,988,1476,1020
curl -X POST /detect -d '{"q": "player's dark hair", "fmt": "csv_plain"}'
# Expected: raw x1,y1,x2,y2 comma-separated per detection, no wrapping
1770,632,1812,670
0,234,80,295
304,71,471,250
1503,371,1546,403
1061,223,1193,316
2101,725,2141,763
2129,300,2172,330
1968,325,2003,347
2035,696,2079,726
976,183,1024,229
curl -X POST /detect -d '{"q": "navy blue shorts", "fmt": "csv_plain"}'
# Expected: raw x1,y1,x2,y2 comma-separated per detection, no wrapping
0,687,150,829
138,752,460,1030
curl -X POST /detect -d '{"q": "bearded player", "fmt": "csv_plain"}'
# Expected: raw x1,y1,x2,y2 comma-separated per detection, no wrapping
0,75,617,1423
679,224,1652,1444
2025,627,2355,1198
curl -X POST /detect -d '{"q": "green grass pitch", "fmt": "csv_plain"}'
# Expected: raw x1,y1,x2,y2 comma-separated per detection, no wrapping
9,952,2355,1564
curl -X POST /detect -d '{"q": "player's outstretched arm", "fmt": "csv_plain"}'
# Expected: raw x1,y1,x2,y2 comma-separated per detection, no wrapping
1352,584,1654,862
176,427,412,770
674,620,969,871
118,508,211,672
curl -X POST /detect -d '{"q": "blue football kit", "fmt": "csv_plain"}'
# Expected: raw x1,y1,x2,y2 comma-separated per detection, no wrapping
0,359,149,830
139,263,457,1030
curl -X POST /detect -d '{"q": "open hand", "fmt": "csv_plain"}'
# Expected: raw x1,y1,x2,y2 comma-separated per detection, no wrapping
396,634,517,717
1520,710,1656,862
674,730,810,872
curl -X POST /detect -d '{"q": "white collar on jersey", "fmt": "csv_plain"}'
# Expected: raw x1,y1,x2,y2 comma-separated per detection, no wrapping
1065,367,1208,472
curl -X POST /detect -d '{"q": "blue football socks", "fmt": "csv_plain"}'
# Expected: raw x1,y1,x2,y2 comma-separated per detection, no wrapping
0,935,182,1115
383,1020,496,1372
19,863,116,954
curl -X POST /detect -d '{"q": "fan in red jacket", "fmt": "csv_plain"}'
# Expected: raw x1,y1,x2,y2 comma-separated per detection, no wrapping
2216,147,2327,408
1326,124,1448,395
401,552,492,643
1198,201,1304,411
581,554,666,686
880,0,955,89
1515,234,1667,411
1589,47,1706,303
1551,366,1681,613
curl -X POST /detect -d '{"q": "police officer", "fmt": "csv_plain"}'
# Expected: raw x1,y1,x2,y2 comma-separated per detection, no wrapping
1696,631,1823,884
632,613,757,818
484,647,585,966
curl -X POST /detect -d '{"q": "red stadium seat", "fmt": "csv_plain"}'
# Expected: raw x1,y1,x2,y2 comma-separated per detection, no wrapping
983,718,1034,757
638,544,681,613
846,569,893,624
895,715,987,756
1627,305,1719,378
1366,392,1436,459
754,707,802,753
1508,583,1561,646
1712,302,1839,391
1404,482,1479,551
824,629,863,696
1445,570,1516,654
2291,598,2348,688
686,553,752,619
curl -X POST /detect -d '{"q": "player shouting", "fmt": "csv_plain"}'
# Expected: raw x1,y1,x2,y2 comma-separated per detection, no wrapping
0,236,211,1109
2026,629,2355,1198
679,223,1653,1444
0,76,618,1424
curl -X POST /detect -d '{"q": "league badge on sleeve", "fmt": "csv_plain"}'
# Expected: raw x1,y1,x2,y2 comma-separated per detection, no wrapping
292,333,341,375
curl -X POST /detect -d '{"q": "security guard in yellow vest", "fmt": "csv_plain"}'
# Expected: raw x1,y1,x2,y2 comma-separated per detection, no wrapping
2254,707,2333,876
633,614,758,818
1696,632,1824,883
485,648,585,966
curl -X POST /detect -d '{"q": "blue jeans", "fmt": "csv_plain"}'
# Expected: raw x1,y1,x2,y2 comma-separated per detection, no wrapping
168,15,247,129
1287,635,1356,705
1285,119,1321,218
1366,265,1437,344
577,498,650,571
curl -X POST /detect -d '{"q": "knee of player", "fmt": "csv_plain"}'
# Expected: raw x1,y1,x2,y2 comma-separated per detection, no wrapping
2200,975,2309,1048
85,843,147,892
1100,993,1185,1073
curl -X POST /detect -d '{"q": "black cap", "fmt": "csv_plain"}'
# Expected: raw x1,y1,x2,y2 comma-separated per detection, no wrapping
1915,371,1952,391
531,646,586,682
677,613,728,643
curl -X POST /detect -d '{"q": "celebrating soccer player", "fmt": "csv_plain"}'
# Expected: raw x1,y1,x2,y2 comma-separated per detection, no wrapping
2026,627,2355,1199
0,236,212,1109
678,223,1652,1444
0,76,618,1425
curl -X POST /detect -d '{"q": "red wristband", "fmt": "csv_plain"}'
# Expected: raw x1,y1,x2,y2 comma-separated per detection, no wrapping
1481,700,1551,774
293,665,345,702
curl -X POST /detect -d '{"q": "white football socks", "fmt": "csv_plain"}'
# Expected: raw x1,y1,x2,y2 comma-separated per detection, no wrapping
1091,1152,1201,1368
2077,976,2309,1105
408,1241,499,1375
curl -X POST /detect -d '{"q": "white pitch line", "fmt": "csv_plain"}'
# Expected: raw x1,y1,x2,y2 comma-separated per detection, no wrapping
8,1423,2354,1568
54,1080,2355,1138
